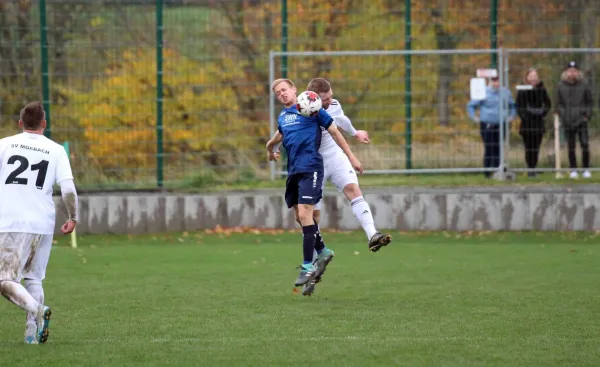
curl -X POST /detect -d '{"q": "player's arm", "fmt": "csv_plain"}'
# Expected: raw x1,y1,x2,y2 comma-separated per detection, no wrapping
332,102,369,144
59,179,78,234
56,149,77,234
266,130,283,161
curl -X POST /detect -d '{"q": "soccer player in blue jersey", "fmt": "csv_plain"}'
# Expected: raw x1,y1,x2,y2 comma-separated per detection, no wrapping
266,78,363,289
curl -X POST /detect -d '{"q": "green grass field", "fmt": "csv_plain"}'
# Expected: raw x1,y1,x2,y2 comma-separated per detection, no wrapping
1,231,599,366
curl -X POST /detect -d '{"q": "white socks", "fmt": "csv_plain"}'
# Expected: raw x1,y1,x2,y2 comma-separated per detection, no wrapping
350,196,377,240
24,279,44,325
0,280,39,314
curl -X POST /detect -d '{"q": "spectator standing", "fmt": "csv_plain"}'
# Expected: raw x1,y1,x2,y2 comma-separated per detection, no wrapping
467,76,517,178
555,61,593,179
516,68,551,177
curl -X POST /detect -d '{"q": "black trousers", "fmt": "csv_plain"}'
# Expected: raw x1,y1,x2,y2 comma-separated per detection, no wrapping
564,123,590,169
520,128,544,169
480,122,507,177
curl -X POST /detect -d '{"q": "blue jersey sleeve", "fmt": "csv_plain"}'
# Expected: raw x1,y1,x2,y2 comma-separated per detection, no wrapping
316,108,333,130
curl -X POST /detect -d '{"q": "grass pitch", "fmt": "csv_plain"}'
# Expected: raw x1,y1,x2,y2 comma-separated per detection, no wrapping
0,231,599,366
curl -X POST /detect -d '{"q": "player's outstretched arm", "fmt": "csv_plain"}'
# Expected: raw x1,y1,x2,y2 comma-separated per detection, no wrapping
59,179,78,234
327,124,363,174
266,131,283,161
335,115,370,144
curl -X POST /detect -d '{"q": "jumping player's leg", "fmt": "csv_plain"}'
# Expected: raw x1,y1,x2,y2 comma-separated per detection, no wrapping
287,173,322,287
0,233,51,344
312,165,330,257
307,164,329,261
329,152,391,252
22,234,53,340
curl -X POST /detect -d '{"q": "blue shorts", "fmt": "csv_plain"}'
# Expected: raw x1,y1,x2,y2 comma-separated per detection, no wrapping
284,171,324,208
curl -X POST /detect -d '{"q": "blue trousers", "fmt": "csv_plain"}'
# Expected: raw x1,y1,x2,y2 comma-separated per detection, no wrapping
479,122,507,177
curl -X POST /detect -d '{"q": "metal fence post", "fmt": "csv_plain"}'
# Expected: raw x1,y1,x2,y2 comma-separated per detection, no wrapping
490,0,498,69
281,0,288,78
498,47,505,178
39,0,51,139
504,50,511,169
269,51,276,180
156,0,164,188
404,0,412,170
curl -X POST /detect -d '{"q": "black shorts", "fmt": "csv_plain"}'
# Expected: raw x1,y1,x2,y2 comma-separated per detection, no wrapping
284,171,324,208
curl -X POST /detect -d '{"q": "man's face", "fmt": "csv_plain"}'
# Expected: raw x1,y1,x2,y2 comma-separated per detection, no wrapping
566,68,578,81
273,82,297,107
490,78,500,88
318,89,333,109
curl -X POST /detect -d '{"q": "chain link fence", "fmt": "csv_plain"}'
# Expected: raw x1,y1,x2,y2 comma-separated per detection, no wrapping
0,1,598,189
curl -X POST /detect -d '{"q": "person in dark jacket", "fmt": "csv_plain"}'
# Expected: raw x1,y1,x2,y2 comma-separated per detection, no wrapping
516,68,551,177
555,61,593,179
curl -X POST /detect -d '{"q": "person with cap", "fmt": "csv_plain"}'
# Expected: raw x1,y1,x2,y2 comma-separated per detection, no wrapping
555,61,593,179
467,75,517,178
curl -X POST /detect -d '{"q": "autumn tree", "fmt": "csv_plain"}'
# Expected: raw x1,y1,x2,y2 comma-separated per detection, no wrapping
55,48,254,183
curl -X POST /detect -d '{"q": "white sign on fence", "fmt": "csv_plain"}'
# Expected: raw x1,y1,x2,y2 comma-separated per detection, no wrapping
476,68,498,78
470,78,487,100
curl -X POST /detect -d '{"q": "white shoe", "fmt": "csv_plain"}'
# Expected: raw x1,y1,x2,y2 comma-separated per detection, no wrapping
582,170,592,178
570,171,579,179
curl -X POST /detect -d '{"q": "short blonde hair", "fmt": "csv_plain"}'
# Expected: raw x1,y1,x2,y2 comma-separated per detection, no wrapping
270,78,295,92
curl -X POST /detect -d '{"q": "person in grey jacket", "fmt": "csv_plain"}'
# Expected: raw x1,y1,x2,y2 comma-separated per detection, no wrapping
555,61,593,178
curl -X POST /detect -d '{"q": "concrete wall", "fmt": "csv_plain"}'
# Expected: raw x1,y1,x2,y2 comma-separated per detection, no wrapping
53,185,600,234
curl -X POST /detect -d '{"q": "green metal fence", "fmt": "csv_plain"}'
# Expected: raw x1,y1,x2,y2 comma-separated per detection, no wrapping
0,0,598,190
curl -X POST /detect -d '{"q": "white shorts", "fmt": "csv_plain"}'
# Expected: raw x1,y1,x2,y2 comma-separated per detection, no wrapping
0,232,53,282
315,149,359,210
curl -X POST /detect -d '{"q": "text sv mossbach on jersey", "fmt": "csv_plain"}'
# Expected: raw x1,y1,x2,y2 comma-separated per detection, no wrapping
9,144,50,155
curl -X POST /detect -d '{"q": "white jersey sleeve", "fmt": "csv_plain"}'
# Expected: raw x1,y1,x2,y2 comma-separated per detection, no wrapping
55,148,74,184
327,100,357,136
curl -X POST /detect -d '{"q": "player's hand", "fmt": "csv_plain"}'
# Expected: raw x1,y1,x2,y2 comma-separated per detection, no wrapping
268,151,280,162
354,130,370,144
61,219,77,235
350,156,363,175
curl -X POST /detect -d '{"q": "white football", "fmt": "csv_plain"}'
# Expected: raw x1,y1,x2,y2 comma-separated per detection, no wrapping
296,91,322,117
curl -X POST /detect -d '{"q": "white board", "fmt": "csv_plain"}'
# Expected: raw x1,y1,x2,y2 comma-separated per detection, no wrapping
470,78,487,100
516,84,533,90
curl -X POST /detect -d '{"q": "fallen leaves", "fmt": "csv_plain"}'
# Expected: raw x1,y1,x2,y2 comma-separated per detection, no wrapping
202,225,351,236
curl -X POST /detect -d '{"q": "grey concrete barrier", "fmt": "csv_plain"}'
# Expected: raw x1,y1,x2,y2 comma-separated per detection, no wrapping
53,185,600,234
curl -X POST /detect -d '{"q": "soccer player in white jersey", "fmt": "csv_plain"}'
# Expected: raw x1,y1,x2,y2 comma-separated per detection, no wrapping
307,78,392,254
0,101,78,344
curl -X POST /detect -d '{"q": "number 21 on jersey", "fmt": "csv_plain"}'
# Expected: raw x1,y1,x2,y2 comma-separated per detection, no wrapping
5,155,49,190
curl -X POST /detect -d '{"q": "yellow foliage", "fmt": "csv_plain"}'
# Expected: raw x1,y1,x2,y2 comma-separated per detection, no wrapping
55,48,253,178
